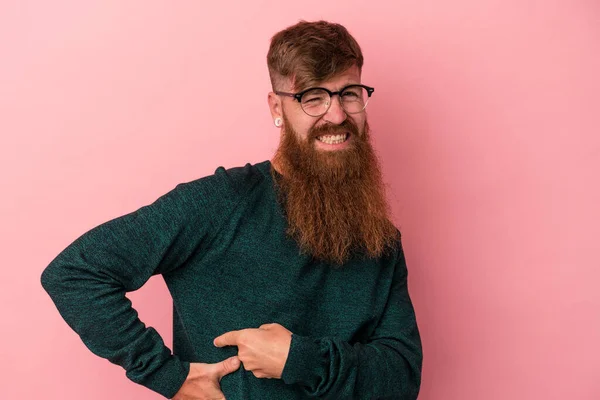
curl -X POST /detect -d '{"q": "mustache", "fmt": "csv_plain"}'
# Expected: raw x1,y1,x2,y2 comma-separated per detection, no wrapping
308,119,360,140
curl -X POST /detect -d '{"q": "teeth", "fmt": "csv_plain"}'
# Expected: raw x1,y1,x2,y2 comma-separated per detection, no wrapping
317,133,348,144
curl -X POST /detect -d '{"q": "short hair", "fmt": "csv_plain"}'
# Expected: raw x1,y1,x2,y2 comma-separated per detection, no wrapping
267,20,364,91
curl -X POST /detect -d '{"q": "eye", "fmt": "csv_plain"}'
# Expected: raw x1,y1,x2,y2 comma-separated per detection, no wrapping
301,88,328,104
342,91,359,98
341,86,366,102
303,95,327,105
304,96,324,103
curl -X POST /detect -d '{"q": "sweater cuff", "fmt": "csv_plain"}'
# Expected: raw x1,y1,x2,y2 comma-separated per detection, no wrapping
139,356,190,399
281,334,323,387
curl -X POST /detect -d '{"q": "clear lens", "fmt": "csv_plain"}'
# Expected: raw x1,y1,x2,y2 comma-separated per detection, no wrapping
300,88,330,117
340,85,369,114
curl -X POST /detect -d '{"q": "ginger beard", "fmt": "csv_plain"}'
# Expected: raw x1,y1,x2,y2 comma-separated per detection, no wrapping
272,114,398,266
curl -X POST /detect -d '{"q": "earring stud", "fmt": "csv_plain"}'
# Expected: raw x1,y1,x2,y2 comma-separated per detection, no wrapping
274,118,282,127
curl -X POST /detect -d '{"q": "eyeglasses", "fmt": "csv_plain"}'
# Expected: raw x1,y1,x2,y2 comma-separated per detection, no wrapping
275,84,374,117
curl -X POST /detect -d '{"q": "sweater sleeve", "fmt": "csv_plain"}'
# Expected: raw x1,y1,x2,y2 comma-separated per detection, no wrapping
280,240,423,399
40,177,223,399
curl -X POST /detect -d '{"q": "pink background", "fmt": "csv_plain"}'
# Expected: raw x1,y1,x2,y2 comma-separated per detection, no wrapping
1,1,599,399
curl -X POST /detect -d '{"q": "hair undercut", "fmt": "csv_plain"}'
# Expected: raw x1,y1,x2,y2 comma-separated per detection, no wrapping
267,20,364,91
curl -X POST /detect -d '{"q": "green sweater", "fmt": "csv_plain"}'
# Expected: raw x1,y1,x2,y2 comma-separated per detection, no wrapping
41,160,422,399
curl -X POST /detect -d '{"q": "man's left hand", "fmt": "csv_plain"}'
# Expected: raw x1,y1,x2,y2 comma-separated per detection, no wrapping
213,323,293,379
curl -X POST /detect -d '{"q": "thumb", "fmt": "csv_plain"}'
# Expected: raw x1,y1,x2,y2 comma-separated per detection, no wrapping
212,355,241,381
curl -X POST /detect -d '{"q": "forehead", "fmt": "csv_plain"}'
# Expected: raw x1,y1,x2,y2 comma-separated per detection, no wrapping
291,65,362,91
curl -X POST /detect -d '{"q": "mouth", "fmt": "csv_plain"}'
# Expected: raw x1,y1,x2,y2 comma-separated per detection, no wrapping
315,132,350,145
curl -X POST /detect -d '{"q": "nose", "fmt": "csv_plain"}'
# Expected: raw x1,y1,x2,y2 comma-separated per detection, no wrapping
323,95,347,125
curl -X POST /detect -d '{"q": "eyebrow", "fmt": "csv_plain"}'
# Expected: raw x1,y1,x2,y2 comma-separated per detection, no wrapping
307,81,361,92
292,79,361,93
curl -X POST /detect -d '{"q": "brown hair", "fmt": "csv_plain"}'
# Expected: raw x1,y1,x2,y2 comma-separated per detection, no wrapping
267,20,364,91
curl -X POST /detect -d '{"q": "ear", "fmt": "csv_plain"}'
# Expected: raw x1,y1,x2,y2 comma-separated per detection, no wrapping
268,92,283,126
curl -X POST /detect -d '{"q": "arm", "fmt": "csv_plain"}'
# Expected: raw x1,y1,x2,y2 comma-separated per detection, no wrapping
40,179,218,399
281,242,423,399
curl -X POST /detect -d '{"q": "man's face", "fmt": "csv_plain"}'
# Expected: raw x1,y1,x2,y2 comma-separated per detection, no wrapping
276,65,367,155
269,65,397,265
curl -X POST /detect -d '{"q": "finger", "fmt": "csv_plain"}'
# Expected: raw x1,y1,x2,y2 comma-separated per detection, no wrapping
212,355,241,381
214,330,243,347
259,323,275,330
251,369,270,379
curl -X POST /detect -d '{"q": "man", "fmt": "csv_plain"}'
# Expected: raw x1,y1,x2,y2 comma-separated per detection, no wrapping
41,20,422,399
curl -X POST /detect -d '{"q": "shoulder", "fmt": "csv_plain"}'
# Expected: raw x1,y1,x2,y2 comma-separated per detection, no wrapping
212,161,268,196
165,160,269,210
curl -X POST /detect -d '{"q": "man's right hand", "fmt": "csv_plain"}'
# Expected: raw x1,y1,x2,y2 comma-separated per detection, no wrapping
172,356,241,400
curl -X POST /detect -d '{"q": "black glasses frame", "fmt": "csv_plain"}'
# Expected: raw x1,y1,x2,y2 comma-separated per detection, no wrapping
275,84,375,116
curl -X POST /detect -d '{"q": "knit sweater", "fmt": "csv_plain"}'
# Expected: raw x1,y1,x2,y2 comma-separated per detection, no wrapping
41,160,422,399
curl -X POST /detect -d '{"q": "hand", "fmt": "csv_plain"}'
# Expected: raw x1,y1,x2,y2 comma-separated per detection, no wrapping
213,323,293,379
172,356,241,400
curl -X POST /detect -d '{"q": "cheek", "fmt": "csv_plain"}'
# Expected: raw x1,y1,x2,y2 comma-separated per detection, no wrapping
349,114,366,131
302,127,313,140
284,108,311,137
293,119,316,140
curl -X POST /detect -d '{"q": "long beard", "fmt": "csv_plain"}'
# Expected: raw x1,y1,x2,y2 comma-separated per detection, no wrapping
272,115,398,266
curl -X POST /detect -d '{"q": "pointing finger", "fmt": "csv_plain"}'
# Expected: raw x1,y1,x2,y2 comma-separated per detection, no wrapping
214,330,243,347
